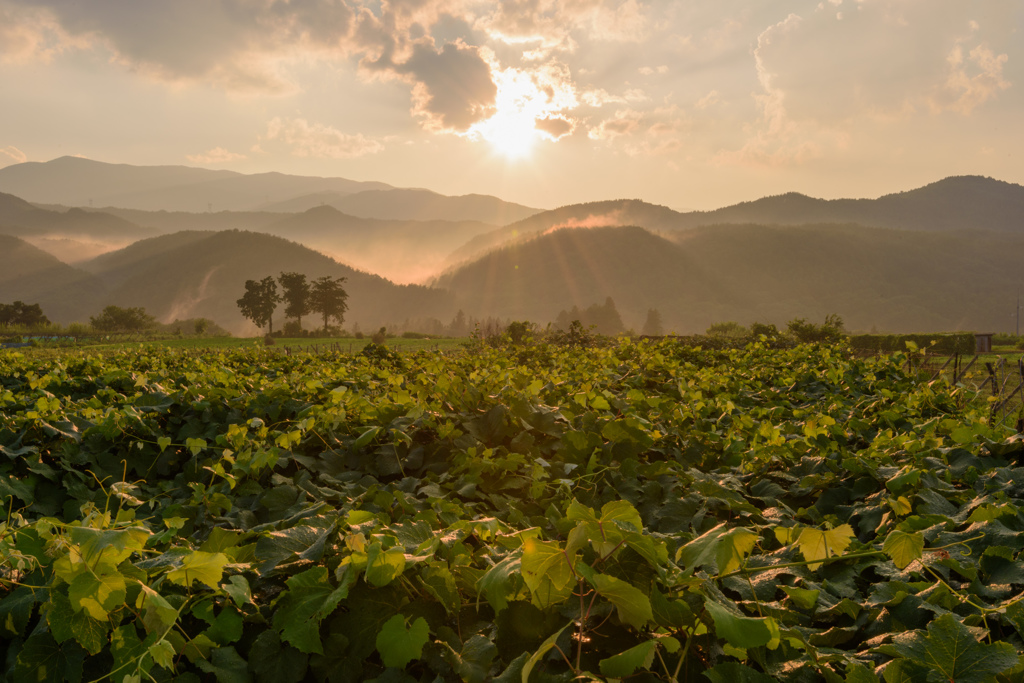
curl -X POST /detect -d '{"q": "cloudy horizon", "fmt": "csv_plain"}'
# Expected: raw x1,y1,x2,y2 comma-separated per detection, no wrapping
1,0,1020,211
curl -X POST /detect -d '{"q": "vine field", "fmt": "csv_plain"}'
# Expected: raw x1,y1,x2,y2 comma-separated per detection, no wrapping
2,339,1024,682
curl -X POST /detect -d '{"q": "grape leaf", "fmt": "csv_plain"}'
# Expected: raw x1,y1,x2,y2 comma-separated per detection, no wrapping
167,551,228,589
704,599,779,650
883,530,924,570
598,640,657,678
272,566,353,654
375,615,429,669
887,613,1019,683
796,524,854,570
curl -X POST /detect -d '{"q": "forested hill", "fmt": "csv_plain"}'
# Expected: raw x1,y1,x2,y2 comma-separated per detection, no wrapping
447,175,1024,266
0,234,106,323
435,223,1024,334
0,230,455,333
79,231,455,335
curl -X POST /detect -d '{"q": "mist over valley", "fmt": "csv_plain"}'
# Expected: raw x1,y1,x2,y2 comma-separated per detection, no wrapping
2,157,1024,337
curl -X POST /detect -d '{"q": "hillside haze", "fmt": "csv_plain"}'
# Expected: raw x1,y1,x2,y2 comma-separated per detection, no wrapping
436,223,1024,334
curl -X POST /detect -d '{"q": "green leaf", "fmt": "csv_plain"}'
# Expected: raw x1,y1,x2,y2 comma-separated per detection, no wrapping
454,634,498,683
651,587,694,630
598,640,657,678
845,662,880,683
68,569,126,620
781,586,820,611
521,537,574,608
478,555,523,614
704,599,778,650
136,585,179,635
888,613,1019,683
167,551,228,588
272,566,353,654
796,524,854,570
195,646,252,683
704,662,777,683
47,590,108,656
375,615,429,669
586,571,653,629
148,640,176,670
716,528,758,575
521,621,572,683
0,586,37,638
157,436,172,452
364,544,406,587
676,522,728,573
883,530,924,570
246,630,309,683
13,633,86,683
222,575,253,608
421,565,460,614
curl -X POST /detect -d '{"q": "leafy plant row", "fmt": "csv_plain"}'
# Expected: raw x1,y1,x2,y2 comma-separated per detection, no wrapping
1,339,1024,682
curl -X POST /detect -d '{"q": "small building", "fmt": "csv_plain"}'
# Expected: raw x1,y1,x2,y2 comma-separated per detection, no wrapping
975,333,994,353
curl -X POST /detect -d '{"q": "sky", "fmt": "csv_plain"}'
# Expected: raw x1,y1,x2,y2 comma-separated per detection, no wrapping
0,0,1021,211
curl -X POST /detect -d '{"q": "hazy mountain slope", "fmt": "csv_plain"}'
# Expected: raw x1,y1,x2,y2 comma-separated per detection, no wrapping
0,235,107,323
262,206,495,283
434,226,728,330
443,176,1024,267
0,191,148,240
0,190,156,263
0,157,391,212
84,230,455,334
260,187,541,224
442,199,683,268
436,223,1024,334
672,176,1024,232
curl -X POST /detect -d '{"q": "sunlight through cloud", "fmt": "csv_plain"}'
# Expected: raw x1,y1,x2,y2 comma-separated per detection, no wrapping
467,64,577,159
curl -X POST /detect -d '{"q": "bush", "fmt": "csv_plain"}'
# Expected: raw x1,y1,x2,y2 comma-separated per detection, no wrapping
401,331,428,339
787,314,845,343
707,321,748,338
282,321,303,337
354,331,364,340
263,334,275,346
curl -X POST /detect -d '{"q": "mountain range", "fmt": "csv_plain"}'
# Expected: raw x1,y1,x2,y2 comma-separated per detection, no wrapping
2,157,1024,336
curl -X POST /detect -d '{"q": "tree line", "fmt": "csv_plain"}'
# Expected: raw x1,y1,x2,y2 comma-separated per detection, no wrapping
0,301,50,328
237,272,348,336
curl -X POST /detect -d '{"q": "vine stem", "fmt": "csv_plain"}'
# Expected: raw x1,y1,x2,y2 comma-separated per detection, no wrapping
713,550,886,580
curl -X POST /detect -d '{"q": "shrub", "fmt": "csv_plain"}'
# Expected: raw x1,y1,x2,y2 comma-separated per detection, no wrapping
282,321,303,337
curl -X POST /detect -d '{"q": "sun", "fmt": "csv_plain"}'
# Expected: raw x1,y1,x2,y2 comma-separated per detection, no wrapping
469,67,575,160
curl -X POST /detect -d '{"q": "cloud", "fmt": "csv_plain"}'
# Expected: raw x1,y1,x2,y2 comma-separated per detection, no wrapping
719,1,1016,167
0,145,28,166
479,0,650,48
265,117,384,158
186,147,247,164
535,115,574,139
372,40,498,132
1,0,357,91
931,42,1010,114
588,105,685,155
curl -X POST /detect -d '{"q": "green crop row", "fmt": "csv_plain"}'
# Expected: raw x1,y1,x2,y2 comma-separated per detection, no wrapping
1,339,1023,682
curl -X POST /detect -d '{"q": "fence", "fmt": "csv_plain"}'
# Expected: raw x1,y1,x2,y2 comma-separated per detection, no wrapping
906,352,1024,431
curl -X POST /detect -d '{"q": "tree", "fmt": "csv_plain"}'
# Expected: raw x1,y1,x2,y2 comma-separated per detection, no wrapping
90,305,156,332
310,276,348,333
278,272,312,330
787,314,845,343
641,308,664,336
0,301,50,328
236,276,281,335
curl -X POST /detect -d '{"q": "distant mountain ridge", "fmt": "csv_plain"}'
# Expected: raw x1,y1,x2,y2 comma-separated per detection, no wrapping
436,223,1024,334
0,156,392,212
258,187,540,224
1,230,455,334
449,175,1024,266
